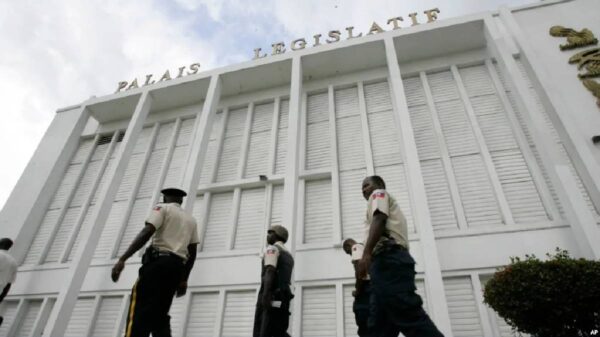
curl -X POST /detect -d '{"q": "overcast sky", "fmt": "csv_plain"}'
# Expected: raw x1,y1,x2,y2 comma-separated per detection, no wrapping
0,0,536,210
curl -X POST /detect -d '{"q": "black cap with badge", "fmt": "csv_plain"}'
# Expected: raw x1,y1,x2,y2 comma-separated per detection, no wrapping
160,187,187,197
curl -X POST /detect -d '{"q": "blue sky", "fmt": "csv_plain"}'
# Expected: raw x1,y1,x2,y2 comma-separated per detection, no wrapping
0,0,536,209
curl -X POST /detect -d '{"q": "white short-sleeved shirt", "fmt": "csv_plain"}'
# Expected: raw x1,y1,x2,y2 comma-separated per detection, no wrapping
363,189,409,250
146,203,199,261
264,241,287,267
0,250,17,289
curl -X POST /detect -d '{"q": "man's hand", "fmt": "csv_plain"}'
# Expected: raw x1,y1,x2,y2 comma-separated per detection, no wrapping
111,259,125,282
357,254,371,280
176,281,188,297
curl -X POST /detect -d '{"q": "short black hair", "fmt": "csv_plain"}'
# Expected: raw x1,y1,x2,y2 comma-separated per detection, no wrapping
0,238,13,250
366,175,386,189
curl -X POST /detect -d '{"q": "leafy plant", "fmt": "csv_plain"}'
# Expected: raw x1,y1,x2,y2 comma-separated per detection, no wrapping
483,248,600,337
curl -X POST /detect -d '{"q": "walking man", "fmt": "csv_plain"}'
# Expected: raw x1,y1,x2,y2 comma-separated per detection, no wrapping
0,238,17,327
253,225,294,337
357,176,444,337
343,238,371,337
111,187,199,337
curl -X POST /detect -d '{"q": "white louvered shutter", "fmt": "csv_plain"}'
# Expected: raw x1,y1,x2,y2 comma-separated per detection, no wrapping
221,290,255,337
23,209,60,265
115,153,145,201
444,277,483,337
365,81,403,167
270,185,284,226
234,188,266,250
67,204,96,261
199,112,223,186
274,99,289,175
306,92,330,170
64,297,95,337
335,86,365,171
168,295,187,337
301,286,337,337
94,201,127,260
177,117,196,146
421,160,458,231
304,179,332,244
49,163,84,210
217,107,247,182
343,284,359,337
90,296,123,337
118,198,151,257
44,206,81,263
340,169,367,240
70,159,102,207
375,165,415,234
203,192,234,252
137,149,166,198
186,292,219,336
12,299,42,337
245,102,273,178
0,300,20,337
163,146,187,188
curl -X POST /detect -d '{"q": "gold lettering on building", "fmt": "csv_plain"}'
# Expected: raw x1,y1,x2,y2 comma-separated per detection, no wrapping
387,17,404,30
115,62,201,93
345,26,363,38
367,22,385,35
327,30,341,43
291,38,307,51
424,8,440,23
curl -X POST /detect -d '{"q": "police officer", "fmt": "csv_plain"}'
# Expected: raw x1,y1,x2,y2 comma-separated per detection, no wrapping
253,225,294,337
111,187,199,337
357,176,444,337
343,238,371,337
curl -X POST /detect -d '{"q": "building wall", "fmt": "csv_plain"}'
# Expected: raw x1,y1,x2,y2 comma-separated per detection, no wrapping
1,1,600,336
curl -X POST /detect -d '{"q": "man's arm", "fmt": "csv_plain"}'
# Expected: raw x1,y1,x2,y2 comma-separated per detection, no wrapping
176,243,198,297
261,266,276,308
0,283,11,302
111,223,156,282
357,210,388,279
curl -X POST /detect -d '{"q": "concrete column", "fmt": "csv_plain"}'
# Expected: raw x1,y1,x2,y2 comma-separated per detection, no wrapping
43,91,153,337
0,105,90,264
384,36,453,336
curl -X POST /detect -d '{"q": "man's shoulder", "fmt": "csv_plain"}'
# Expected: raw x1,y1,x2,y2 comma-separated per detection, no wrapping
0,251,17,265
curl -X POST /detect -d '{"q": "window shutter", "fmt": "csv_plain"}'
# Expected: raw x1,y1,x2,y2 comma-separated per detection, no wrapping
421,159,458,231
202,192,234,252
115,153,145,201
221,290,255,337
366,85,403,167
234,188,266,250
0,300,20,337
301,286,337,337
67,204,97,261
375,164,415,233
444,277,483,337
186,292,219,336
168,295,187,337
163,146,188,188
49,163,83,210
275,99,290,175
304,179,332,244
216,107,247,182
64,297,95,337
176,117,196,146
44,206,81,263
117,198,151,257
270,185,284,226
199,112,223,186
343,284,359,337
93,201,127,261
340,169,367,240
12,299,43,337
306,92,330,170
137,149,166,198
90,296,123,337
23,209,60,265
245,103,273,178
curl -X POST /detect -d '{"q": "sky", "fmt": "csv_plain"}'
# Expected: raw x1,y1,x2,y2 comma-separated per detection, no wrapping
0,0,536,210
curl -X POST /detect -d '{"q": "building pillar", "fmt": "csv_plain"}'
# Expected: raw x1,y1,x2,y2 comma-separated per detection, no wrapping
383,36,453,336
43,91,153,337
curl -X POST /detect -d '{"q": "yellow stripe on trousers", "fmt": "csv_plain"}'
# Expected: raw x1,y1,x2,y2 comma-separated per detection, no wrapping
125,280,139,337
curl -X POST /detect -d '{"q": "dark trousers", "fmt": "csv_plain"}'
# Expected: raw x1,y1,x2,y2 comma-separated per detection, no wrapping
253,301,291,337
353,281,371,337
368,248,444,337
124,255,184,337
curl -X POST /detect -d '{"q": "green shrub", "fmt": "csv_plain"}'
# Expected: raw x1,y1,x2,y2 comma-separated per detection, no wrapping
483,248,600,337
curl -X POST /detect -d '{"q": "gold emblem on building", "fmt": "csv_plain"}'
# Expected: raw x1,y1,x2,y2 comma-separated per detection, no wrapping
549,26,598,50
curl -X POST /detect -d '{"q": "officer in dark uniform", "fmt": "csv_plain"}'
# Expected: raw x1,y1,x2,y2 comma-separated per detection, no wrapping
111,187,199,337
357,176,444,337
253,225,294,337
343,238,371,337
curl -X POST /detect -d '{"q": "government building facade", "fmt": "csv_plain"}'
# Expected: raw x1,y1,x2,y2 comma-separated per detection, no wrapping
1,0,600,336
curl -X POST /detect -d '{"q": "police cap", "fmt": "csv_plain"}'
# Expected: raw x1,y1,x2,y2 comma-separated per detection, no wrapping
269,225,289,243
160,187,187,197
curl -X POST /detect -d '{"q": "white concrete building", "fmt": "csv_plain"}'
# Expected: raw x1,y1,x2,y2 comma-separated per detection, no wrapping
1,0,600,336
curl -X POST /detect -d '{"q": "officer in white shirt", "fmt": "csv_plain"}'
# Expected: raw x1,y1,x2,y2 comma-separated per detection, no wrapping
343,238,371,337
111,187,199,337
0,238,17,327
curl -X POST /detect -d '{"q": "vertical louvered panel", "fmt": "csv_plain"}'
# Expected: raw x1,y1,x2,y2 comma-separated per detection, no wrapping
67,204,97,261
416,279,429,313
367,110,403,167
252,102,274,132
304,179,332,244
0,300,20,337
94,201,127,260
115,153,145,201
186,292,218,336
375,165,415,234
270,185,284,226
23,209,60,265
225,107,249,137
199,112,223,185
364,81,393,112
118,198,152,257
459,65,496,97
71,138,95,163
216,136,243,182
71,160,102,207
452,155,502,227
234,188,266,250
169,295,187,337
492,150,547,222
301,286,337,337
470,95,517,152
13,299,42,337
64,297,95,337
49,163,83,210
91,142,111,161
421,159,458,231
132,126,154,154
45,206,81,263
203,192,233,252
402,77,428,107
343,284,359,337
137,149,166,198
177,117,196,146
428,71,460,102
306,92,330,170
155,122,175,149
335,86,360,118
221,291,255,337
444,277,483,337
191,195,204,226
91,157,116,205
435,100,479,157
245,131,271,178
336,115,366,171
275,99,289,175
163,146,188,188
340,169,367,240
409,104,441,161
90,296,123,337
